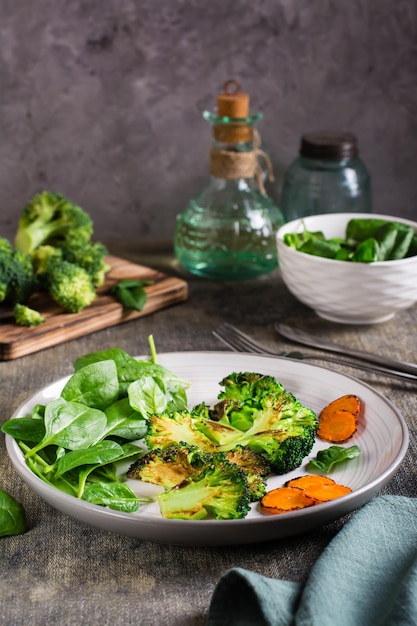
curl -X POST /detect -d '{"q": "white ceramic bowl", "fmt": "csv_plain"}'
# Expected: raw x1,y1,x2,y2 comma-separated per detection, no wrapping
276,212,417,324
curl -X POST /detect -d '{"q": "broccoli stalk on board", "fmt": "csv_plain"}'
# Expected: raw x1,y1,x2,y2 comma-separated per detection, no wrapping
14,191,93,254
157,453,251,520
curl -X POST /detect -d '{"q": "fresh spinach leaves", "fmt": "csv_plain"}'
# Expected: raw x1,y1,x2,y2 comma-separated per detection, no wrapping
112,279,153,312
284,218,417,262
2,338,189,513
307,445,361,474
0,490,26,537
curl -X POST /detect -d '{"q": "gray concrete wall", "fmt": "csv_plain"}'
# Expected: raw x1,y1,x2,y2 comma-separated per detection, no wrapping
1,0,416,243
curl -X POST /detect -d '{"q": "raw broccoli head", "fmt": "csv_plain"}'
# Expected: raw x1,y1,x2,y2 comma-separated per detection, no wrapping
13,303,46,327
57,240,110,287
47,259,97,313
157,453,251,520
14,191,93,254
127,442,211,489
0,237,35,304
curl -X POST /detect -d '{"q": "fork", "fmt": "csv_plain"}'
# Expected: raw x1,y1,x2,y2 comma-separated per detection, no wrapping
213,323,417,383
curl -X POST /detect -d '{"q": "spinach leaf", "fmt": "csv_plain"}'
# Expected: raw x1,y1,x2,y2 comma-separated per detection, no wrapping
61,359,119,411
54,440,126,477
0,490,26,537
82,481,150,513
2,417,45,442
307,445,361,474
26,398,108,457
128,376,167,417
104,398,147,440
112,279,153,312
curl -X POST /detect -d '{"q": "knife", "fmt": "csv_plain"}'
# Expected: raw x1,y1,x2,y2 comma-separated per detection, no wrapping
274,322,417,378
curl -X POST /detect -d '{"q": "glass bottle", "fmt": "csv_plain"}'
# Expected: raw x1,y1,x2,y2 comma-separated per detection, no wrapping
174,80,285,280
280,131,372,221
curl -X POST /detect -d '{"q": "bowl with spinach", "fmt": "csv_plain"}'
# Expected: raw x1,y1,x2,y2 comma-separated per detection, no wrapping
276,213,417,324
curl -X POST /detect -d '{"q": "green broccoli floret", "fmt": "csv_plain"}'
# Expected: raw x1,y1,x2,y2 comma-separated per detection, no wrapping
14,191,93,254
13,303,46,327
224,446,271,501
146,410,219,454
157,453,251,520
0,237,35,304
127,442,210,488
47,259,97,313
148,373,317,475
213,373,318,474
57,240,110,287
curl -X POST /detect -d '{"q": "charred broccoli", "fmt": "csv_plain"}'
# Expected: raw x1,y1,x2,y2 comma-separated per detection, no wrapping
146,410,219,454
224,446,271,501
13,303,46,327
14,191,93,254
0,237,35,305
147,372,318,475
157,453,251,520
127,442,210,488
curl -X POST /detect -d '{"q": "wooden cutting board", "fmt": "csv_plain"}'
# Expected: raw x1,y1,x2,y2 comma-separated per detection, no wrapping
0,255,188,360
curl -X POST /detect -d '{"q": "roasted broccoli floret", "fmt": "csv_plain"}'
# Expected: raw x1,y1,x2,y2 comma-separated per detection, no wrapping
0,237,35,304
14,191,93,254
157,453,251,520
47,259,97,313
213,372,318,474
127,442,210,488
224,446,271,501
13,303,46,327
146,411,219,454
157,373,318,475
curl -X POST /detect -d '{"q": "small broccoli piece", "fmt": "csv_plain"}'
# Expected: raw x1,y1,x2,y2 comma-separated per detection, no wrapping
225,446,271,501
13,303,46,327
127,442,210,488
145,411,219,454
58,240,110,287
157,454,251,520
47,259,97,313
14,191,93,254
0,237,35,304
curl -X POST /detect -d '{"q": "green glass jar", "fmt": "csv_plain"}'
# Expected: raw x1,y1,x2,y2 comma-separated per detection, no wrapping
174,81,285,280
281,131,372,221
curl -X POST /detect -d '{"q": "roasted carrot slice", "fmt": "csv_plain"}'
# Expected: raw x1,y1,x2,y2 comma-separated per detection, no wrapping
317,394,361,443
285,475,336,490
260,487,316,514
321,394,361,418
317,408,358,443
303,482,352,502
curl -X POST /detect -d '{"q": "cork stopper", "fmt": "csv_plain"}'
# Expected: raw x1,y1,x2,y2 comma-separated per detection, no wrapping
214,79,252,143
217,79,250,118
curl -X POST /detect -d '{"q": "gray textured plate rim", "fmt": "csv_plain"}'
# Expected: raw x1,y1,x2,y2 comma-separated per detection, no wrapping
5,351,409,547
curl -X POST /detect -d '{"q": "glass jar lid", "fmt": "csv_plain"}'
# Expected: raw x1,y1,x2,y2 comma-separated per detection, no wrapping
300,131,359,160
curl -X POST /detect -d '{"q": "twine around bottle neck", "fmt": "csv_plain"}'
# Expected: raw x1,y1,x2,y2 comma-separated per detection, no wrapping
209,129,274,195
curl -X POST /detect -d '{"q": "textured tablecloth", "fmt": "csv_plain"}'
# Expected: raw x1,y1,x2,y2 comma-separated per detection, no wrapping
1,242,416,626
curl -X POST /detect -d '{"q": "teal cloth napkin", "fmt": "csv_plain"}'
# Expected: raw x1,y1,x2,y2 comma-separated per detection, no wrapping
206,496,417,626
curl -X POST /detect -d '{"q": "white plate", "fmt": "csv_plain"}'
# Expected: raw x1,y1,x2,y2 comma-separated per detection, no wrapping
6,352,408,546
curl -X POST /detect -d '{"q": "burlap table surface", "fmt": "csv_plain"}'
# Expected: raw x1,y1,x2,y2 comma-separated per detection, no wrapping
1,244,416,626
